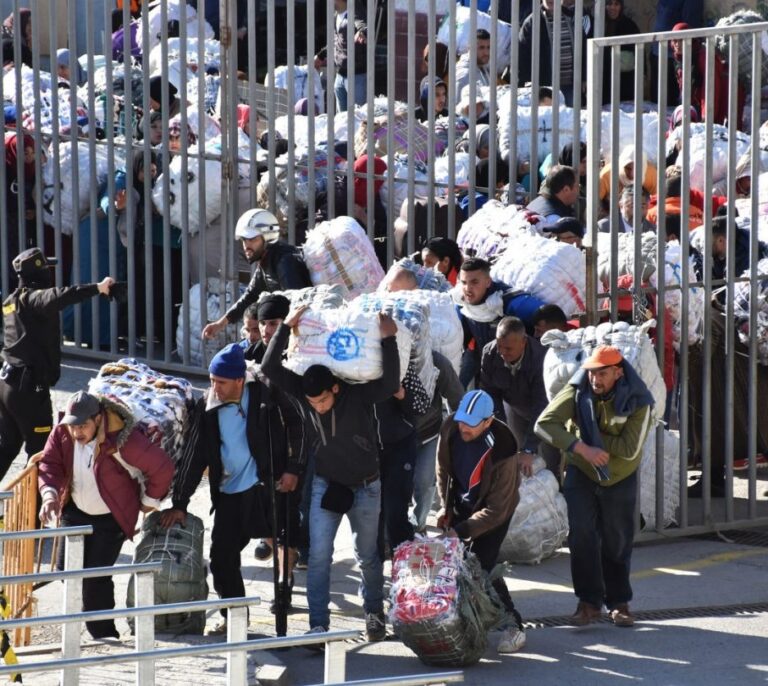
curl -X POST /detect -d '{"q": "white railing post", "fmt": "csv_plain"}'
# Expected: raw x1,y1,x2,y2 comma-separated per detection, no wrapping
226,605,248,685
61,534,85,686
324,638,348,683
135,569,156,686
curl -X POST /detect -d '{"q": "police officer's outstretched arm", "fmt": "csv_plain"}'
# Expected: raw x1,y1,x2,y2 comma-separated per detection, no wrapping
25,276,117,313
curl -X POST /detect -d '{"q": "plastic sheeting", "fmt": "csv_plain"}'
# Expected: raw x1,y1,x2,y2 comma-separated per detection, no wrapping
639,429,680,529
498,104,586,165
379,258,452,293
406,290,464,376
734,256,768,364
437,6,512,71
266,64,325,115
456,200,537,261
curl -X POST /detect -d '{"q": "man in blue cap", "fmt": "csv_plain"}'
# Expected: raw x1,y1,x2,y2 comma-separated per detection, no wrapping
435,389,527,653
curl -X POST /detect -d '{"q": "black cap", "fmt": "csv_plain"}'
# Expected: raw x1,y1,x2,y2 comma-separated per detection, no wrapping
12,248,53,279
61,391,101,425
302,365,336,398
256,294,291,322
548,217,585,239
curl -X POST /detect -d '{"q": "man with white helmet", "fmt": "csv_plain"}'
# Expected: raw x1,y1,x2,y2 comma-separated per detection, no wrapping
202,208,311,339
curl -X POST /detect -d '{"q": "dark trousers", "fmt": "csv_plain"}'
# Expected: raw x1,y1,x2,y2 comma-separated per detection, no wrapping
563,465,637,610
0,378,53,481
378,433,417,559
58,502,126,639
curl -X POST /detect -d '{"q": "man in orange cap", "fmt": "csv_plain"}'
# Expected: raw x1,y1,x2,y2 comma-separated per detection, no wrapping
534,345,654,629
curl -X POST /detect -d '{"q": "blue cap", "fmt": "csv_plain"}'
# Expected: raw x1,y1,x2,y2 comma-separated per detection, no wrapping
454,390,494,427
114,169,127,192
209,343,246,380
4,104,16,124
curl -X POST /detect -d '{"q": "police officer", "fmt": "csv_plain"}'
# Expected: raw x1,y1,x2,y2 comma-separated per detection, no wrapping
0,248,115,480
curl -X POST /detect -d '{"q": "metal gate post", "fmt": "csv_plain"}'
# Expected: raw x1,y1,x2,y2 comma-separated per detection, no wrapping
61,534,86,686
226,606,249,685
135,569,156,685
324,638,348,683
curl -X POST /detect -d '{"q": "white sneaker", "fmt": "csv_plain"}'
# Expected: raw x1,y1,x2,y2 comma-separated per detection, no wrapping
497,627,526,654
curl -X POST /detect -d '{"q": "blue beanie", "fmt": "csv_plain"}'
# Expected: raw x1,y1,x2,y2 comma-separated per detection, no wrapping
209,343,246,379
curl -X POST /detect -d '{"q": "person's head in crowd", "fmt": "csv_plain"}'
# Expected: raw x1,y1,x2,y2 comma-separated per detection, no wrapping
132,150,159,193
294,98,318,116
148,75,179,112
454,389,495,441
56,48,84,86
422,40,450,82
259,131,291,157
547,216,584,247
135,110,163,145
617,144,646,188
208,343,246,403
618,185,650,226
235,208,281,264
542,0,577,17
302,364,339,414
476,156,510,195
711,215,733,260
13,247,54,289
384,267,419,293
669,104,699,132
3,102,16,124
670,22,691,61
605,0,625,23
236,104,252,137
532,304,569,338
5,132,36,181
242,303,261,346
559,141,587,179
459,257,493,305
61,391,102,445
353,155,387,207
582,345,625,396
168,117,197,152
665,166,683,198
538,86,554,106
664,213,683,242
457,88,489,122
495,316,527,365
2,38,15,67
3,9,32,48
419,75,448,118
544,164,580,207
422,236,463,281
474,29,491,66
256,293,290,346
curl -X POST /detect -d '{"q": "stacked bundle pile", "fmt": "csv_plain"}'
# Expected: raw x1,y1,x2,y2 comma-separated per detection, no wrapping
639,429,680,529
734,257,768,364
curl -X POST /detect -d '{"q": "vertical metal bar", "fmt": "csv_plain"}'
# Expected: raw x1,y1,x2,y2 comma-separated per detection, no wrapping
365,0,375,247
508,5,519,203
248,2,258,209
104,0,118,354
488,0,498,193
286,0,297,244
306,0,317,233
324,639,347,683
177,1,191,368
159,0,172,363
267,0,277,216
49,0,63,291
406,6,416,254
226,606,248,685
68,0,82,344
135,570,155,685
141,0,155,359
447,0,457,238
426,4,437,233
529,1,540,199
551,0,561,163
585,37,601,322
325,0,335,219
345,0,355,214
61,535,85,686
194,2,208,367
609,43,620,320
30,8,43,249
385,0,394,264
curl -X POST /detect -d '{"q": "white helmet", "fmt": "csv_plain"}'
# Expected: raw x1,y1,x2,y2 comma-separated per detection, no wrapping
235,208,280,240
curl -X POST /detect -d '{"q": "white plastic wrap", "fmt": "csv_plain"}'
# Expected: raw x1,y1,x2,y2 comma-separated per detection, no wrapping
638,429,680,529
266,64,325,115
379,259,451,293
379,154,429,216
498,458,568,565
138,0,214,54
660,242,705,349
147,37,221,76
432,152,473,196
455,200,538,261
437,6,512,69
498,104,586,165
596,231,658,287
541,321,667,421
406,290,463,376
303,217,385,299
273,284,347,311
715,10,768,86
598,110,660,165
285,305,412,383
733,256,768,364
491,232,587,316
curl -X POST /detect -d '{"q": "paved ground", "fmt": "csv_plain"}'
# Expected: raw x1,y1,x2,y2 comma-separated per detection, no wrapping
2,358,768,685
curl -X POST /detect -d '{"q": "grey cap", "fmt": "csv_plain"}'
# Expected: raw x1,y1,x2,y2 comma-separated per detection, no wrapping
61,391,101,425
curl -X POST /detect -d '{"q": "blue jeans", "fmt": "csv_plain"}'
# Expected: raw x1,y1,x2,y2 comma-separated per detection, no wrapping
410,436,438,532
563,465,637,610
307,475,384,629
334,72,367,112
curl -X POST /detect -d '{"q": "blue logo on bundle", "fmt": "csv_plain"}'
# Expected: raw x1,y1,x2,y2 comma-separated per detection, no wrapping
327,328,360,361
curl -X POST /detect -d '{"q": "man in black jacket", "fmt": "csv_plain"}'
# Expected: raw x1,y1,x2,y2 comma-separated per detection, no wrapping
202,209,311,339
525,165,580,228
0,248,115,480
159,343,305,634
261,305,399,642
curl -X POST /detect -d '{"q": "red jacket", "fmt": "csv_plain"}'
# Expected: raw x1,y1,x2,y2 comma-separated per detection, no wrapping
38,398,174,539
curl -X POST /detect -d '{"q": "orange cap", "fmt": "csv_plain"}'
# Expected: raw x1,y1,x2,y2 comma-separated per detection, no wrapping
582,345,623,370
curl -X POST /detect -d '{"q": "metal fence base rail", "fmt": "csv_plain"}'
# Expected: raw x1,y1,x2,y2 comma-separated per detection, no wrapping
0,561,162,586
0,525,93,543
315,672,464,686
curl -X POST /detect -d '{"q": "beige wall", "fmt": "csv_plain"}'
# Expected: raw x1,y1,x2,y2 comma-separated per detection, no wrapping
622,0,764,34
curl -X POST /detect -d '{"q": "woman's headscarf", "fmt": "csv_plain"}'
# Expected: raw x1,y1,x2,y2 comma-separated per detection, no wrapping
5,132,35,181
3,9,32,47
353,155,386,207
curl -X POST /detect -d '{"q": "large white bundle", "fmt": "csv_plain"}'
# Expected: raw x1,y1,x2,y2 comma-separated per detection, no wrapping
498,458,568,565
596,232,658,287
273,284,347,310
639,429,680,529
138,0,214,54
541,320,666,421
379,259,451,293
715,10,768,85
499,104,585,165
669,123,751,193
148,37,221,76
733,257,768,364
456,200,537,260
39,141,112,234
286,306,412,383
351,293,438,398
177,279,245,367
598,110,660,165
303,217,385,299
381,154,430,216
492,232,586,316
659,242,705,349
437,6,512,71
509,85,567,109
266,65,325,115
406,289,463,376
152,145,222,234
433,153,473,196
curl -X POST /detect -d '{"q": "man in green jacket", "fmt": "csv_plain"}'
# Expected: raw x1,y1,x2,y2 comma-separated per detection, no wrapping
534,345,654,628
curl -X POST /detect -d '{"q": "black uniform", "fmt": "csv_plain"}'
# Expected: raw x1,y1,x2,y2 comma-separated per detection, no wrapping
0,248,108,480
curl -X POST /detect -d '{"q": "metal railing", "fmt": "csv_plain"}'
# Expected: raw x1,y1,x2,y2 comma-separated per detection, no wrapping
314,673,464,686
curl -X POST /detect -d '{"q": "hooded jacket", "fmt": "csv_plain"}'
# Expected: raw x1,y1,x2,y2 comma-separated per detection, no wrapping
38,397,174,539
414,76,449,123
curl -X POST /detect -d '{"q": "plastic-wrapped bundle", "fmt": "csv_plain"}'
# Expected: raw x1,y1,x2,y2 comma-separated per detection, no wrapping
733,257,768,364
715,10,768,85
266,64,325,115
379,259,451,293
406,290,463,376
285,305,412,383
351,293,438,399
511,85,567,108
598,110,660,165
639,429,680,529
272,284,347,311
39,141,113,234
355,112,431,164
177,279,245,367
437,6,512,72
303,217,385,299
433,152,473,196
88,358,194,465
379,153,430,216
498,458,568,564
390,537,504,667
456,200,535,260
152,145,222,234
541,320,666,421
596,231,658,287
148,37,221,82
659,242,704,349
138,0,214,54
491,232,586,316
498,104,586,165
669,123,750,193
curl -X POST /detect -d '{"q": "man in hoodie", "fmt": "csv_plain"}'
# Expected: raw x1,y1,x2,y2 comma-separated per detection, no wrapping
160,343,305,634
261,305,399,642
535,345,654,628
38,391,174,639
414,75,449,123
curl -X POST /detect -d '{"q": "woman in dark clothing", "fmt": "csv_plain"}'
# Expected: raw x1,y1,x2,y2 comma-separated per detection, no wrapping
1,8,32,66
602,0,641,104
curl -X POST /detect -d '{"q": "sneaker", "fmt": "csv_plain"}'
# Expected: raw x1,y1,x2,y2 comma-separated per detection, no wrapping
609,603,635,628
733,454,768,471
295,551,309,570
365,611,386,642
569,601,602,627
497,627,526,653
305,625,328,652
205,619,228,636
254,539,273,561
